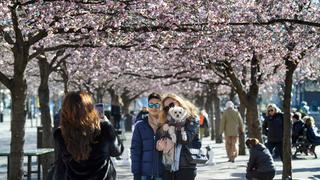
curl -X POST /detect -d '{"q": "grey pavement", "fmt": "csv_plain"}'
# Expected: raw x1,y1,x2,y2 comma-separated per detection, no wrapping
0,112,319,180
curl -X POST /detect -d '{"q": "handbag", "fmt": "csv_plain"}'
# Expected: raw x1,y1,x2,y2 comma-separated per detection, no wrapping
106,158,117,180
184,147,208,164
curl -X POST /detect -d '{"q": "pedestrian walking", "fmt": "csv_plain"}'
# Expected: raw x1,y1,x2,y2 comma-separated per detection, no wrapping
246,138,276,180
199,110,209,139
130,93,164,180
219,101,244,163
262,103,283,161
157,93,201,180
52,91,124,180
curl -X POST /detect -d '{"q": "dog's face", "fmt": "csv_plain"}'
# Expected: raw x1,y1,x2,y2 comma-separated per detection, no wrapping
168,106,187,122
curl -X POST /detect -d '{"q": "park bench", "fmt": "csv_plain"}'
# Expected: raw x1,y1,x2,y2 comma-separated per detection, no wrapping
292,128,317,159
0,148,54,180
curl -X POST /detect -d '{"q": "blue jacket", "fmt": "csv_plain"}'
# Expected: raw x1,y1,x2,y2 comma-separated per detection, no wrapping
130,116,164,179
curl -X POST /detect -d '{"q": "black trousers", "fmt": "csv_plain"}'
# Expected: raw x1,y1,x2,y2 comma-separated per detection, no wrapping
163,168,196,180
246,170,275,180
266,141,283,161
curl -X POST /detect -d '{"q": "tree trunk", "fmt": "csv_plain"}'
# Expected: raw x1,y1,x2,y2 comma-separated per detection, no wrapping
61,61,69,94
282,59,296,179
238,102,246,155
38,57,54,179
108,89,122,127
194,93,205,110
229,88,237,102
246,100,262,142
95,87,104,103
212,87,222,143
205,86,214,140
9,77,27,180
8,17,29,178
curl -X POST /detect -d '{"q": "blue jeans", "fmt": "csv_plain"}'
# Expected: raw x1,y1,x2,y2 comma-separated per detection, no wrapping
141,176,162,180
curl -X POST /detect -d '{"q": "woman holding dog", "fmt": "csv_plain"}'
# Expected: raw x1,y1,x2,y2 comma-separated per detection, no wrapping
157,93,201,180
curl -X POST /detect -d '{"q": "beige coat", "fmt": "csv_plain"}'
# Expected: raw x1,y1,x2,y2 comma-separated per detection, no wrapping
220,108,244,136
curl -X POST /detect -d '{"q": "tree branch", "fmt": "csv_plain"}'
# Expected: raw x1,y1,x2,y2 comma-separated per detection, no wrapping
20,0,109,6
48,50,65,69
27,30,48,46
9,4,24,45
122,70,191,79
29,43,99,60
0,25,15,44
0,71,13,89
50,54,71,73
228,18,320,28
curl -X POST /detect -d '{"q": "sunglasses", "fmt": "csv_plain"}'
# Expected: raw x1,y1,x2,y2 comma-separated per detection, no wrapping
163,102,175,112
268,109,274,113
148,103,161,109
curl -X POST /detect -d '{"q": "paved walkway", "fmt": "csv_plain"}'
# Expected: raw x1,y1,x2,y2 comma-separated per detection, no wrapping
0,113,319,179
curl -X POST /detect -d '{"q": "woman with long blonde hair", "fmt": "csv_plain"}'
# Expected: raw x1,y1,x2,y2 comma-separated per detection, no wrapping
262,103,284,161
157,93,201,180
53,91,123,180
159,93,199,125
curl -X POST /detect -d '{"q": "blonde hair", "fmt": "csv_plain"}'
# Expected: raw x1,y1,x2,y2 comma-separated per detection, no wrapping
160,93,199,124
266,103,281,116
304,116,315,127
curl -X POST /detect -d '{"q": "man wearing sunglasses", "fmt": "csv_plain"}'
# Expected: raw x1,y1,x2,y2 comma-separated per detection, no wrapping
131,93,164,180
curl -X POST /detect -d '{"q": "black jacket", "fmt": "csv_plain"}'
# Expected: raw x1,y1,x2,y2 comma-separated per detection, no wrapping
53,120,124,180
306,126,320,145
292,120,304,137
247,144,275,173
168,116,201,169
262,113,284,143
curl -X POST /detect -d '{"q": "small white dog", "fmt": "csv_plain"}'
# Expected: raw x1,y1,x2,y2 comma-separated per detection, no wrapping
168,106,188,141
158,106,189,166
205,145,216,165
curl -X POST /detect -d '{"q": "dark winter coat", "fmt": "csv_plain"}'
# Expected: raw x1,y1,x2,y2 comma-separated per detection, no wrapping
247,143,275,173
176,116,201,169
292,120,305,137
306,126,320,145
130,116,164,180
262,113,284,143
53,120,124,180
158,116,201,170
